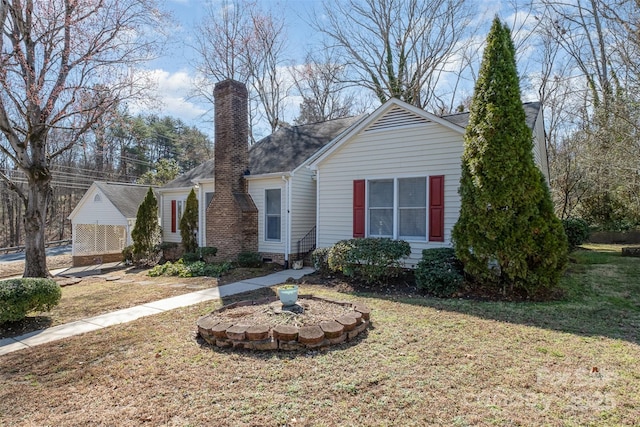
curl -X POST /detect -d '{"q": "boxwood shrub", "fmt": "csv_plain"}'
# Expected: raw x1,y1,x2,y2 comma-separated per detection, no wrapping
327,238,411,284
0,278,62,323
562,218,590,250
237,251,262,268
415,248,464,297
148,260,232,278
311,247,330,275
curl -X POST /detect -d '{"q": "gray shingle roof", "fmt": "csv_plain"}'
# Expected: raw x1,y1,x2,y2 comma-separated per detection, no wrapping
441,101,541,129
94,182,155,219
163,116,362,186
248,116,362,175
162,159,215,189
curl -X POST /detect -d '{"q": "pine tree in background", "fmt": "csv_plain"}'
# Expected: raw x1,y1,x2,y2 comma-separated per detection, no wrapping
452,17,568,298
180,189,199,254
131,188,161,264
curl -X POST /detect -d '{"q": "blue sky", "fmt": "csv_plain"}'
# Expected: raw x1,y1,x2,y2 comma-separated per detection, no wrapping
134,0,324,136
137,0,528,138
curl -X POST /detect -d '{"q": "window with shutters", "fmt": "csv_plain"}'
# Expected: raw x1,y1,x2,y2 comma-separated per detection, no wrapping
361,176,441,241
265,189,281,241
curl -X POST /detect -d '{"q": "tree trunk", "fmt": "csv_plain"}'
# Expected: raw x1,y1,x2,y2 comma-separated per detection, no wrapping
23,176,52,278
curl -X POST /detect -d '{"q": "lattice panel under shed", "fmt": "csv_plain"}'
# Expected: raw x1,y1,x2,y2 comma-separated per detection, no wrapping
74,223,127,255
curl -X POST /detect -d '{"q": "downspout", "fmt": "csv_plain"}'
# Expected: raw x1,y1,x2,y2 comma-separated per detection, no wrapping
159,192,164,243
282,174,292,269
196,183,204,247
314,169,320,248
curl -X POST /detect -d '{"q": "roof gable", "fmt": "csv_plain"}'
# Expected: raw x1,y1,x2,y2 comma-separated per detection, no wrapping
70,182,154,220
308,98,464,168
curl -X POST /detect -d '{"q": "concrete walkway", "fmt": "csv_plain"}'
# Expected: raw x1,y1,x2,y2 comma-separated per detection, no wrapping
0,267,314,356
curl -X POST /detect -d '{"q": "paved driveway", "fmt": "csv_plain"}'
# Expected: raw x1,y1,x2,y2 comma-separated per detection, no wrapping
0,245,72,263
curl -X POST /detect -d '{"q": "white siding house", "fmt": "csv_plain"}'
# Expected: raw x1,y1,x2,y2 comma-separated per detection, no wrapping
68,182,154,266
158,116,361,265
308,98,547,266
74,97,546,268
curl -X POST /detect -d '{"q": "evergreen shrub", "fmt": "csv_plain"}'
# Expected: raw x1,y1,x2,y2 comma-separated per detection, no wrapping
148,260,232,278
180,189,199,253
182,252,200,263
415,248,464,297
452,17,568,298
562,218,590,250
237,251,262,268
311,247,330,275
0,278,61,323
327,238,411,284
131,188,162,265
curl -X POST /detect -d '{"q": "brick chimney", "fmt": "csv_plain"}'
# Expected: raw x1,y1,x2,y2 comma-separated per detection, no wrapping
205,80,258,260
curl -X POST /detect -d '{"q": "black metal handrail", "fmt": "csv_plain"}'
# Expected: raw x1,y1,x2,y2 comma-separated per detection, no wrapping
296,226,316,260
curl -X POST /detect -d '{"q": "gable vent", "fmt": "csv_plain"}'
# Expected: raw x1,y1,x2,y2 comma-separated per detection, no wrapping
365,105,431,132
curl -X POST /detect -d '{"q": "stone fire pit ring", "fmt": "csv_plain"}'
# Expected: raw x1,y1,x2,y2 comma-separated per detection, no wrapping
197,294,371,351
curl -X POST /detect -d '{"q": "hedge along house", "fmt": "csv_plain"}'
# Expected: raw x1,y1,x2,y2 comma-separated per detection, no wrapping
157,79,361,265
68,182,156,266
308,98,547,267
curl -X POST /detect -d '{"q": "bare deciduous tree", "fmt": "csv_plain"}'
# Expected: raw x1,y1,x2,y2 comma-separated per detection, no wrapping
290,50,359,125
0,0,165,277
193,0,289,141
312,0,475,110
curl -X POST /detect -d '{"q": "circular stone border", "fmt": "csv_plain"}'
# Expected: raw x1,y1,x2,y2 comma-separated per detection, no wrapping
197,294,371,351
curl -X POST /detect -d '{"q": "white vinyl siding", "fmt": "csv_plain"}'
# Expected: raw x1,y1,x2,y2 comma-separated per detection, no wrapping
248,177,286,255
71,188,128,226
316,121,462,266
289,168,317,254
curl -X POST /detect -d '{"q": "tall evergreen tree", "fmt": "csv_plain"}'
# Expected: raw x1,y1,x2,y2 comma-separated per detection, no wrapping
180,189,199,254
452,17,568,297
131,188,161,264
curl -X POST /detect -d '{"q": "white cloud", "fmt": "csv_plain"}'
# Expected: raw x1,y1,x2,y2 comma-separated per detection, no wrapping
130,68,210,133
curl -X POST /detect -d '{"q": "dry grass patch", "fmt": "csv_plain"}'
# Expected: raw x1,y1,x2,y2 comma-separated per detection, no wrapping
1,245,639,425
1,282,639,426
1,263,282,339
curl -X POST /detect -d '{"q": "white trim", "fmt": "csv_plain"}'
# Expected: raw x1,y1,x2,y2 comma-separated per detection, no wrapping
245,171,291,180
156,185,194,194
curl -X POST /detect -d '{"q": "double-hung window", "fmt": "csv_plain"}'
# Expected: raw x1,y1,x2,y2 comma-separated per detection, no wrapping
362,176,440,241
368,179,394,237
398,177,427,239
265,189,281,241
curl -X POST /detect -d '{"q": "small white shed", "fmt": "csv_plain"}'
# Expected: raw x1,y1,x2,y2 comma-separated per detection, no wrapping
68,182,154,266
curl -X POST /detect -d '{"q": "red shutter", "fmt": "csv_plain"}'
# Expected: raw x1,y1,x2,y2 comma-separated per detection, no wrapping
353,180,365,238
429,175,445,242
171,200,177,233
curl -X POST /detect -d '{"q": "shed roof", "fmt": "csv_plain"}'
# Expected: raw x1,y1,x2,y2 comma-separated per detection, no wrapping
93,182,154,219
